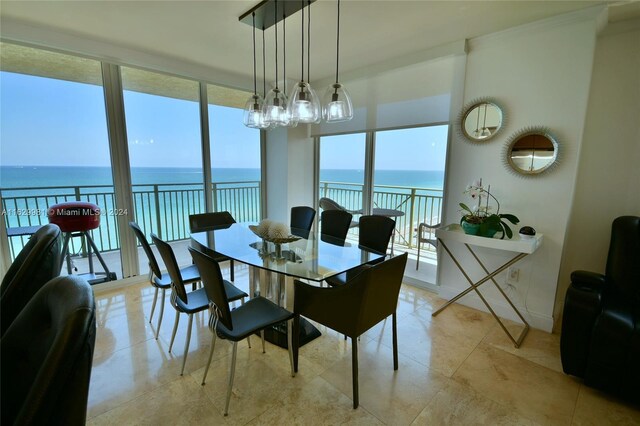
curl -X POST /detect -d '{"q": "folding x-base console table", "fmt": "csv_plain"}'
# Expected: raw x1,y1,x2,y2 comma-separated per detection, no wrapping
434,224,543,348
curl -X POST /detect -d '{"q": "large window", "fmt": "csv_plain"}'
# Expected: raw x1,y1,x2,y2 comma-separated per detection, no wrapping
208,85,262,222
121,67,203,272
373,125,447,270
318,133,367,215
0,43,122,279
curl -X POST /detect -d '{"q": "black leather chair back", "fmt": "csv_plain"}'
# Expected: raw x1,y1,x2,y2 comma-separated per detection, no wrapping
605,216,640,301
358,215,395,255
1,275,96,426
290,206,316,238
189,211,236,233
320,210,352,243
129,221,163,279
1,223,62,337
151,234,188,304
189,247,233,330
294,253,407,338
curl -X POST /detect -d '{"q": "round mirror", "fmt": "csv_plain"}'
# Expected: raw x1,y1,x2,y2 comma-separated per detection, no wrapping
459,100,504,142
504,128,559,176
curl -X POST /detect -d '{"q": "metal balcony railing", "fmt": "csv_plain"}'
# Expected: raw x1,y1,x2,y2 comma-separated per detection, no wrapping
2,179,441,260
1,181,261,259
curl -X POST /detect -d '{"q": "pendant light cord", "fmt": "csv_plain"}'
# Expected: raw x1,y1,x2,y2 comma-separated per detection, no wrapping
283,11,287,95
252,13,257,96
335,0,341,85
301,0,305,82
307,0,311,83
274,0,279,89
262,25,266,97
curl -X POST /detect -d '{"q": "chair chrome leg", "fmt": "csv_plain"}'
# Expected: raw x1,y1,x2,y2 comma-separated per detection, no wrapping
149,287,159,323
392,312,398,371
287,320,295,377
180,314,193,376
352,337,359,409
261,330,266,353
202,331,218,385
169,310,180,352
155,288,166,339
224,342,238,416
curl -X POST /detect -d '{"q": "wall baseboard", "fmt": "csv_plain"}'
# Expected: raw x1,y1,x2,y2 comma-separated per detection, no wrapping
92,274,147,294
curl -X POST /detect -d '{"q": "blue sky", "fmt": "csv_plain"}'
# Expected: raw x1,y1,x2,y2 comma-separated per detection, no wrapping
1,71,447,171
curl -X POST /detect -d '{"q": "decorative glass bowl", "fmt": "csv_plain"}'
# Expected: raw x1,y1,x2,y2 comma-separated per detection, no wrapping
248,225,301,244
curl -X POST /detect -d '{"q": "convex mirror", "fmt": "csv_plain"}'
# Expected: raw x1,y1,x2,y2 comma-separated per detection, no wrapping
459,99,504,142
504,127,559,176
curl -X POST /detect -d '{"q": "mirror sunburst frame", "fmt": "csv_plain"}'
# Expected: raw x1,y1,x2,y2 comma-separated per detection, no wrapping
457,98,506,143
503,126,560,177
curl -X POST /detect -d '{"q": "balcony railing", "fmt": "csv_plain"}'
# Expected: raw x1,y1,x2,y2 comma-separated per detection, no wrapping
2,179,441,261
1,181,261,259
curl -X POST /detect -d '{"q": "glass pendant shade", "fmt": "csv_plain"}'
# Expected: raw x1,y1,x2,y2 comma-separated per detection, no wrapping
288,81,321,123
322,83,353,122
243,94,267,128
263,88,289,127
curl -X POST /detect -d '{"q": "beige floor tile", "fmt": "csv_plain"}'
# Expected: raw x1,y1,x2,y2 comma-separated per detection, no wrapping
88,327,228,419
320,337,449,425
87,375,226,426
453,343,581,425
190,343,303,425
571,385,640,425
482,320,563,373
364,303,491,377
93,306,155,366
411,380,539,425
248,376,384,426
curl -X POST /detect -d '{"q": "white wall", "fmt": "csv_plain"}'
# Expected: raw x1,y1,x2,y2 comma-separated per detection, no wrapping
437,14,599,332
555,19,640,327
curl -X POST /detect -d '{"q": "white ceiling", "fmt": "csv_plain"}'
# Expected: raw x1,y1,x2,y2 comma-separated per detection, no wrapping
0,0,627,90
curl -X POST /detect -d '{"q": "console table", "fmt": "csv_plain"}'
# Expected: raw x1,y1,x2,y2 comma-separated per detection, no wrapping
434,224,543,348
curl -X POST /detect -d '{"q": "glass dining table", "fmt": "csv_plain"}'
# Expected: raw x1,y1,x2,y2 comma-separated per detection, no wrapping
190,223,384,347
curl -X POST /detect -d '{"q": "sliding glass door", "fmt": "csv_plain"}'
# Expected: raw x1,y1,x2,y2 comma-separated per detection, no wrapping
318,133,367,233
0,43,123,279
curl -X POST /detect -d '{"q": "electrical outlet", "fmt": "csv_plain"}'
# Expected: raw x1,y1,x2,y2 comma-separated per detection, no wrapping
507,267,520,284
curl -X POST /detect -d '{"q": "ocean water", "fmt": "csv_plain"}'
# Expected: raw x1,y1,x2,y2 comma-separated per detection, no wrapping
0,166,443,191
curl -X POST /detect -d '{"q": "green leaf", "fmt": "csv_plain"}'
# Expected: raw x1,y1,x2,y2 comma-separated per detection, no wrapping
499,214,520,224
459,203,473,214
502,220,514,238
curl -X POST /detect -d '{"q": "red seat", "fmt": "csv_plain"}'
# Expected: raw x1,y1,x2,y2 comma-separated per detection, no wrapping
47,202,100,232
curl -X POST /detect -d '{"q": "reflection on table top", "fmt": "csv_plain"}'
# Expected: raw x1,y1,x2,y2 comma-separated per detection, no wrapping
190,223,384,282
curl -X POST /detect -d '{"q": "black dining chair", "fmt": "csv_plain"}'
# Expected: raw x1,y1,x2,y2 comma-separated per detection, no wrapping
189,211,237,282
1,275,96,426
129,222,201,339
319,197,359,228
1,223,62,337
290,206,316,238
189,247,295,416
320,209,353,244
325,215,396,287
152,234,248,375
293,253,408,409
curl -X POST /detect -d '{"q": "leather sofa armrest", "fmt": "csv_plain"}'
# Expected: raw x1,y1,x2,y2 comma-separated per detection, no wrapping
561,270,606,377
570,270,606,293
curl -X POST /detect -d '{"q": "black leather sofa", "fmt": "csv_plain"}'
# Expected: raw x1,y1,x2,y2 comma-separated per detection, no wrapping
560,215,640,403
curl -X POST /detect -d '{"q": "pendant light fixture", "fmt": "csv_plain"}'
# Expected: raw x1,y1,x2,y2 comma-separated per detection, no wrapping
283,8,298,128
263,0,289,127
243,13,265,128
323,0,353,122
288,0,321,124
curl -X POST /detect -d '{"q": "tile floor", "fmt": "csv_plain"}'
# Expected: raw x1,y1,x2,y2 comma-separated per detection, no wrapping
87,265,640,425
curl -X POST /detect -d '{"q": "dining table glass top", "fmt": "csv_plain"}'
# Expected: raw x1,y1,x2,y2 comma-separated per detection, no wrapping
190,223,384,282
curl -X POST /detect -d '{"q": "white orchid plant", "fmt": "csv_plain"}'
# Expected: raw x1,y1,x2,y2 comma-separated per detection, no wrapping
459,179,520,239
